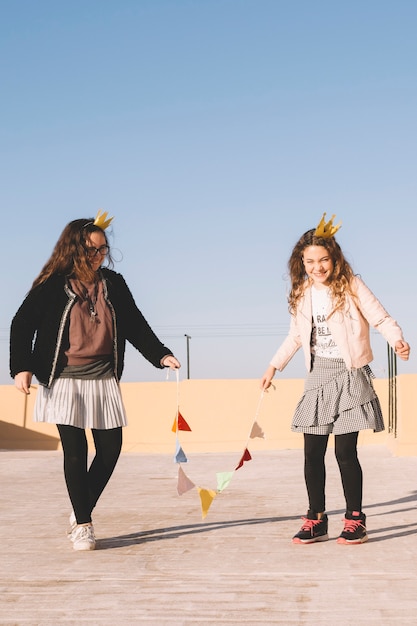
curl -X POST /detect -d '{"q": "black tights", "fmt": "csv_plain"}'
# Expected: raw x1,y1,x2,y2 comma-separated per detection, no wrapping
304,432,363,514
57,424,122,525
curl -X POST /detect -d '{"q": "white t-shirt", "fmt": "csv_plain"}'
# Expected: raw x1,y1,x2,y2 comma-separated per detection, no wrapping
310,285,341,358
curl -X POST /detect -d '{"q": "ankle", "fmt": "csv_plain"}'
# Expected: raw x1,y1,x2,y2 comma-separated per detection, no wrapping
346,510,366,519
307,509,326,520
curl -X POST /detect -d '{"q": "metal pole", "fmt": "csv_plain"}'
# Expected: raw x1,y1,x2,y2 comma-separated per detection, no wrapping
184,334,191,379
387,343,398,436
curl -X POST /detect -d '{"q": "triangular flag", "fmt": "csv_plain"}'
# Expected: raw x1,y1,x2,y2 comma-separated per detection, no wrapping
171,411,192,433
197,487,217,519
216,471,234,492
250,421,265,439
174,439,188,463
177,412,192,431
235,448,252,470
177,466,195,495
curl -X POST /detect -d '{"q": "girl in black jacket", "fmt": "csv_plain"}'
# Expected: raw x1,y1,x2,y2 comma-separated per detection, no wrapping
10,212,180,551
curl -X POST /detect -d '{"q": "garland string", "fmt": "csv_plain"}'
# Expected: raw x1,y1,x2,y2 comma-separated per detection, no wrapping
170,369,272,519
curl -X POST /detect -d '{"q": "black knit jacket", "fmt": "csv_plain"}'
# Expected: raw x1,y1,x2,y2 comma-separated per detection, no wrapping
10,268,173,387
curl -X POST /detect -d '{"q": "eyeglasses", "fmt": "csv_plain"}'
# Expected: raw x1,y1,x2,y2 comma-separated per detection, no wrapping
85,245,110,258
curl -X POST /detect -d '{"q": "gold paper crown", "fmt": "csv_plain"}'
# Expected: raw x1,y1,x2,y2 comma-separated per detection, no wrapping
314,212,341,238
93,209,113,230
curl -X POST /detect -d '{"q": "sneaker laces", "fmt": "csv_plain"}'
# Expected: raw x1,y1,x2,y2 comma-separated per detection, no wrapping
300,517,324,532
342,518,364,533
73,524,95,543
79,526,92,538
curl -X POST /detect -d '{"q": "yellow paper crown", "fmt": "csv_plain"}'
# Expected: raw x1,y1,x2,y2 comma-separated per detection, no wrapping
314,212,341,238
93,209,113,230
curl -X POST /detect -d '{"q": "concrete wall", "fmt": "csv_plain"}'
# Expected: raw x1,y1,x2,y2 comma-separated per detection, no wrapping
1,375,416,455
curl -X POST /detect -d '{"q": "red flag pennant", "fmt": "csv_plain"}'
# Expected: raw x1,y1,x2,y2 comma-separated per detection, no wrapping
235,448,252,470
171,411,192,433
177,412,192,431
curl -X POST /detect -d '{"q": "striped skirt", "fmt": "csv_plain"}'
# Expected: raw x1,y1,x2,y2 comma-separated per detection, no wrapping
33,377,128,429
291,356,385,435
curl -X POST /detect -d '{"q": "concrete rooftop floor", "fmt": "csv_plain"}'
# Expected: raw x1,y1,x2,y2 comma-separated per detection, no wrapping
1,445,417,625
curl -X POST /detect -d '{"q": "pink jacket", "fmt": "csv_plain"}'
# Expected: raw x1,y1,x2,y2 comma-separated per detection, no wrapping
270,275,404,372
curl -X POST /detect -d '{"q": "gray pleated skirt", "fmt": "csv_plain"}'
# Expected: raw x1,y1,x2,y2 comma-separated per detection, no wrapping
33,377,128,429
291,356,385,435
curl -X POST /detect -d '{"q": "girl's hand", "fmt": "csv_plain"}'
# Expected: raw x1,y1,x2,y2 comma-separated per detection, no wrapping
395,340,410,361
162,355,181,369
14,371,33,394
260,365,277,390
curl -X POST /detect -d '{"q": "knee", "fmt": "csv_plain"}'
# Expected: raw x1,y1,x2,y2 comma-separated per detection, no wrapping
64,452,86,467
335,447,358,467
305,449,325,465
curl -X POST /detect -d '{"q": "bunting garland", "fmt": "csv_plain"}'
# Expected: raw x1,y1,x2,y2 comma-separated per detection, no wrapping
177,466,195,495
171,412,192,433
170,370,271,519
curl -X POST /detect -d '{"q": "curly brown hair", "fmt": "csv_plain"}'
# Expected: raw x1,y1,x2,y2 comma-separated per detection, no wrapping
287,228,355,316
31,218,113,289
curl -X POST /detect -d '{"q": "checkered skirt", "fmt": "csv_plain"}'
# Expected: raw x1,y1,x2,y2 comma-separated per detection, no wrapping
291,356,385,435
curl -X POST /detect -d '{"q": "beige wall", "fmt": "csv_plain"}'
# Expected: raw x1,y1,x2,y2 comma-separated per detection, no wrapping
1,375,416,455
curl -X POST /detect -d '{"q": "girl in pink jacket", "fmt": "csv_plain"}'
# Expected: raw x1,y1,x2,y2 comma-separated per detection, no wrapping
261,214,410,545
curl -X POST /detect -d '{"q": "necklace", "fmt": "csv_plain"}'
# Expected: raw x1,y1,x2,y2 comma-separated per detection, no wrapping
79,281,99,322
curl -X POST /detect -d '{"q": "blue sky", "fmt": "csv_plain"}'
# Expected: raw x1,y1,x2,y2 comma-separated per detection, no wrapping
1,0,417,384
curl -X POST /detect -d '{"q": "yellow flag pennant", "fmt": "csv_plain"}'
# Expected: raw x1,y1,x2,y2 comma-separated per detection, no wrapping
197,488,217,519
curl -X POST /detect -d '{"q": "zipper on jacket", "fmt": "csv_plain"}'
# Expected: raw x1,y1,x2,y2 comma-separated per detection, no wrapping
101,275,119,381
47,282,77,388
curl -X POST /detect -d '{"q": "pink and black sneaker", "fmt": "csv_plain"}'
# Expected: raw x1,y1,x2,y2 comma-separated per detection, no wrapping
292,511,329,544
337,511,368,544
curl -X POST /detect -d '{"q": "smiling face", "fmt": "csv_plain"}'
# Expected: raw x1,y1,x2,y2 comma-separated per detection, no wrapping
84,230,108,272
302,245,335,287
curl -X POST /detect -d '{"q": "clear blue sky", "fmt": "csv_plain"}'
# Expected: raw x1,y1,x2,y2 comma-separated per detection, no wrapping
1,0,416,384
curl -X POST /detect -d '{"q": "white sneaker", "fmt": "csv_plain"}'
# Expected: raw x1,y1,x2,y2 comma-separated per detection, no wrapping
67,511,77,538
71,524,96,551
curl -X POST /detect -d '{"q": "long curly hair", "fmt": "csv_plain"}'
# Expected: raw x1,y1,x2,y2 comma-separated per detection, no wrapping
287,228,355,316
31,218,113,289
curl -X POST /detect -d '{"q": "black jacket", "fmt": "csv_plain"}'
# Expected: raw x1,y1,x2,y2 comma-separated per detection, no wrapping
10,268,173,387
